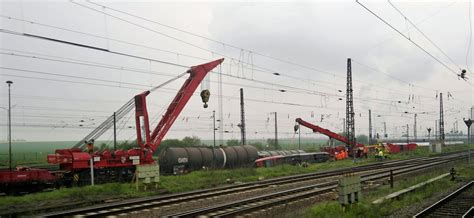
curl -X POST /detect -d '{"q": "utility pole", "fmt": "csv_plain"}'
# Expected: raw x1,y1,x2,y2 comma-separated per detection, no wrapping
369,109,373,145
414,113,417,142
463,118,472,164
406,124,409,144
294,123,301,150
6,81,13,172
298,123,301,149
439,93,445,143
273,112,278,149
427,128,432,142
346,58,356,156
343,118,346,137
113,112,117,151
212,110,216,167
435,120,438,140
464,119,472,145
384,122,387,138
239,88,246,145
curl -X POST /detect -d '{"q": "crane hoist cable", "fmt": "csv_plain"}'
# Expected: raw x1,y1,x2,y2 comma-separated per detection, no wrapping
73,71,188,149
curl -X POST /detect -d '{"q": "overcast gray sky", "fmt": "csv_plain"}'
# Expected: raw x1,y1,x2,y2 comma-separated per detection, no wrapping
0,0,473,145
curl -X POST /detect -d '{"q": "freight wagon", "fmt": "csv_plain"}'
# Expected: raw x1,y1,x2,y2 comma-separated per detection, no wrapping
257,150,306,158
0,167,58,194
255,152,330,168
159,145,259,175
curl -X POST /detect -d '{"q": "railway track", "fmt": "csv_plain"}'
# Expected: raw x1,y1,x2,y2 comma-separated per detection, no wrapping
40,152,468,217
414,180,474,218
167,158,463,217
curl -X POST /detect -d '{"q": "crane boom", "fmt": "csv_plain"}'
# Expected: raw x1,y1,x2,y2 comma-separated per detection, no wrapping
296,118,364,147
134,58,224,154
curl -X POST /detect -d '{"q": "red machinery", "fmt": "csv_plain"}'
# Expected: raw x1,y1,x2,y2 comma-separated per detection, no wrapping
0,167,57,194
295,118,366,158
46,58,224,185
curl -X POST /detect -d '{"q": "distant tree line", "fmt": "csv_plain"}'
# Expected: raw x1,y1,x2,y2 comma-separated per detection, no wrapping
93,136,248,155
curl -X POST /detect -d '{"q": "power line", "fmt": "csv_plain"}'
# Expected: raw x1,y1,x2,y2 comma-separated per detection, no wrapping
0,14,336,89
85,0,339,77
79,0,446,97
1,49,451,106
0,66,158,89
81,1,473,94
387,0,463,71
356,0,472,85
3,63,443,111
1,16,456,99
0,28,188,69
466,0,473,74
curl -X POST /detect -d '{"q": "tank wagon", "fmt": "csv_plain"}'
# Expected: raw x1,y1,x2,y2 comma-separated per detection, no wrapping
159,145,258,175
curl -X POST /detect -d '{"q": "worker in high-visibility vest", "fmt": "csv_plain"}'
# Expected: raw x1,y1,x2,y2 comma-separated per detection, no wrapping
377,149,384,161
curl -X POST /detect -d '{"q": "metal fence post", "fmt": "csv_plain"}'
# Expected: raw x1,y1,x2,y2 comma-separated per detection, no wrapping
90,158,94,186
390,169,394,188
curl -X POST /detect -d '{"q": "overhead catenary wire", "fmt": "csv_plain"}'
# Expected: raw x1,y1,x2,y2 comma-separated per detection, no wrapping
1,46,455,108
466,0,473,74
356,0,472,86
74,0,432,94
0,3,466,141
387,0,463,72
0,15,462,96
84,0,339,77
1,48,439,100
78,1,467,93
0,29,188,69
2,64,447,111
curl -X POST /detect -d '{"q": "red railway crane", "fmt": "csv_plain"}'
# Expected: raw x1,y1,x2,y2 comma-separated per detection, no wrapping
296,118,365,148
296,118,366,159
47,58,224,185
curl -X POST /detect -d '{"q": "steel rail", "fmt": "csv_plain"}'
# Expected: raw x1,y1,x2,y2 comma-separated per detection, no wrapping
413,180,474,217
38,151,468,217
40,156,439,217
168,157,465,217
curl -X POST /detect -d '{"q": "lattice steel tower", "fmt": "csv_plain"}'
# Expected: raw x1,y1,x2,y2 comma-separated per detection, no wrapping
239,88,246,145
369,109,372,145
439,93,445,142
346,58,356,149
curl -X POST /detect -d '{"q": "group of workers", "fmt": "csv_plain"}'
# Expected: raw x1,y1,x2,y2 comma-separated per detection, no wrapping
332,144,386,161
334,149,349,160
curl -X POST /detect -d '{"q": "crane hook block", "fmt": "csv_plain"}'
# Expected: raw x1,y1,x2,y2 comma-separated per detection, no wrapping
200,89,210,108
